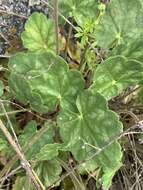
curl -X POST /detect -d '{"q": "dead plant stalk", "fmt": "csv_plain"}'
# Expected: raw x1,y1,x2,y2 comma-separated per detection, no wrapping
0,119,45,190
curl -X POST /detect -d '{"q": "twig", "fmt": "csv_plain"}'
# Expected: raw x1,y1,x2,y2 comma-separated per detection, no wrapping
121,86,140,100
0,166,22,184
0,9,27,19
0,99,46,121
0,55,11,58
0,102,21,150
0,119,45,190
0,109,26,116
53,0,59,54
41,0,77,31
0,32,10,45
118,110,140,124
58,158,85,190
0,124,51,180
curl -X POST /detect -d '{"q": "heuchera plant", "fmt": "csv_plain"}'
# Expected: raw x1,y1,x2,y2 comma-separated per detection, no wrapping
1,0,143,189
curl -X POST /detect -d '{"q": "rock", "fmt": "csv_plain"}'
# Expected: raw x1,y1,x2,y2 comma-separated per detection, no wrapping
0,0,49,55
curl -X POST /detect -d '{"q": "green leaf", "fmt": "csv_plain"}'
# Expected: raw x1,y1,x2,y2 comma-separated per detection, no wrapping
90,56,143,100
21,12,55,52
9,52,84,113
110,38,143,62
0,80,4,97
101,163,122,190
9,74,33,104
58,0,98,26
19,120,37,146
137,87,143,104
12,176,34,190
95,0,143,48
58,90,123,189
18,121,54,160
0,138,8,152
35,143,61,161
0,127,15,157
35,160,62,187
13,160,62,188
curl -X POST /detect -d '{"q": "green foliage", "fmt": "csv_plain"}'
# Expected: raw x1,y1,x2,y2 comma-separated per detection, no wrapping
58,90,123,189
58,0,98,26
75,20,96,47
95,0,143,48
0,138,8,152
110,38,143,62
19,121,54,160
19,121,62,187
13,160,62,189
34,159,62,187
35,143,61,161
90,56,143,100
1,1,143,189
21,12,56,52
9,52,84,113
12,176,34,190
13,163,61,190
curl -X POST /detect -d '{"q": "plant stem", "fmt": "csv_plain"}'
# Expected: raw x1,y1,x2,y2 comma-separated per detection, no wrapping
57,158,85,190
0,124,50,180
0,9,27,19
0,102,21,150
79,43,89,71
53,0,59,54
64,24,72,60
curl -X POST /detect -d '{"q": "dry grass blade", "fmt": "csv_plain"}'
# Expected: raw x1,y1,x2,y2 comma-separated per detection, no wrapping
0,119,45,190
0,9,27,19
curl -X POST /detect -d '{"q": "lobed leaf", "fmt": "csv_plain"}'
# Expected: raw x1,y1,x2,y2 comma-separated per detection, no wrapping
35,143,61,161
90,56,143,100
13,159,62,190
58,0,98,26
12,176,35,190
110,38,143,62
58,90,123,189
34,159,62,187
18,121,54,160
9,52,84,113
11,121,61,188
95,0,143,48
21,12,55,52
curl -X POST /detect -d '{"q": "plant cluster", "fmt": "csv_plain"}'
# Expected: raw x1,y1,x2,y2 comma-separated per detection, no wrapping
0,0,143,189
